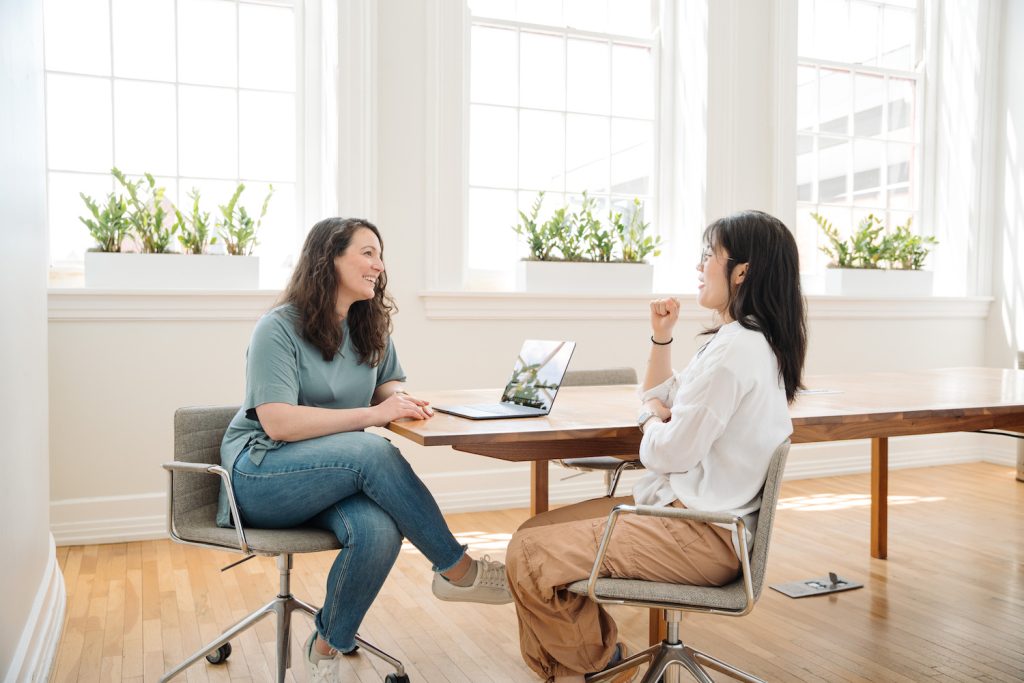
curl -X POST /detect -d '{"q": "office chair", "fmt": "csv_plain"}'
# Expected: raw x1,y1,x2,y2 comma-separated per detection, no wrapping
573,440,791,683
162,405,408,683
557,367,644,496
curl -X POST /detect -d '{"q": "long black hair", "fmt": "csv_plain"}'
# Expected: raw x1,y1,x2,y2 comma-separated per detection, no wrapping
702,210,807,403
281,217,396,365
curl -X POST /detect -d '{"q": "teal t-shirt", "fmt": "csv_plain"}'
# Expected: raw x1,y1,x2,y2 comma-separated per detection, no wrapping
217,304,406,527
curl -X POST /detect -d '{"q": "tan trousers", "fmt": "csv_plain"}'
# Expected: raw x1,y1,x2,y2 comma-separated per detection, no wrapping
505,495,740,681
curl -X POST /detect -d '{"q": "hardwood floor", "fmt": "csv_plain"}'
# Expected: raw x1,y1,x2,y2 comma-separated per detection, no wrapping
52,462,1024,682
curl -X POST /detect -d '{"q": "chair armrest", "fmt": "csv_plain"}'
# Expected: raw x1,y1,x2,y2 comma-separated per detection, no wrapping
632,504,742,527
163,461,251,555
584,503,754,614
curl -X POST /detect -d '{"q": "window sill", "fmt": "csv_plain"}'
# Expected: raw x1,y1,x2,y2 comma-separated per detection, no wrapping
46,288,993,322
47,288,281,321
419,290,994,321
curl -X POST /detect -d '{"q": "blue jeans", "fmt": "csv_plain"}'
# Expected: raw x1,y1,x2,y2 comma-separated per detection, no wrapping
231,430,466,652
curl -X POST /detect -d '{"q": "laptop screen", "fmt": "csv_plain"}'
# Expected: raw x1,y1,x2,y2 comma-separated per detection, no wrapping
500,340,575,411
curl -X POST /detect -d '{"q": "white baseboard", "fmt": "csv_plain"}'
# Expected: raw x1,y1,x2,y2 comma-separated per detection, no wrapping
785,432,1018,479
3,534,66,683
50,434,1019,545
50,492,166,546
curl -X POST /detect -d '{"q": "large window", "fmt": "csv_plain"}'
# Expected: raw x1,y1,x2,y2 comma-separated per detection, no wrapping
795,0,921,273
43,0,298,277
466,0,659,287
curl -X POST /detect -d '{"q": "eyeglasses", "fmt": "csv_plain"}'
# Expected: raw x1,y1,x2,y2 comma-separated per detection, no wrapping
699,246,735,264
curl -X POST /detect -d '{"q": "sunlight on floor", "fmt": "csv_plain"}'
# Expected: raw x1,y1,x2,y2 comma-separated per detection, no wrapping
777,493,945,511
400,530,514,552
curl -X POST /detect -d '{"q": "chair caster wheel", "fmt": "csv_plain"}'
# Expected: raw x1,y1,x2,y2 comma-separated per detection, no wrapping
205,642,231,664
385,674,409,682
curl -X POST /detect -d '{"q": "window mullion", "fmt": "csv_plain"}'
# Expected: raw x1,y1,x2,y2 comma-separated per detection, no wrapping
606,39,612,215
235,0,241,186
174,0,180,196
108,0,115,173
881,73,889,221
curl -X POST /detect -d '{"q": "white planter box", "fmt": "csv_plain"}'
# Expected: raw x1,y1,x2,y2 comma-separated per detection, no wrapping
84,252,259,290
516,260,653,294
824,268,933,297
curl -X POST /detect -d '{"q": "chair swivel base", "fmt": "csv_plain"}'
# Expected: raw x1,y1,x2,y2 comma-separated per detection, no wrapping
583,640,765,683
585,643,761,683
159,554,406,683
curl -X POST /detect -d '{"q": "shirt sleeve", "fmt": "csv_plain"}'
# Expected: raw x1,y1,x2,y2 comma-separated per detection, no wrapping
639,372,679,406
638,358,750,475
243,314,301,420
375,337,407,387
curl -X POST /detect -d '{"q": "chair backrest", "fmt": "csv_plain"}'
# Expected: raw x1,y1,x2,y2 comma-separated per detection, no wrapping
562,367,637,387
747,439,790,600
171,405,240,521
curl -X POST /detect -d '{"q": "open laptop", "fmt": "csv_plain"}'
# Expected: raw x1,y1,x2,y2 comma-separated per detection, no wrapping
434,340,576,419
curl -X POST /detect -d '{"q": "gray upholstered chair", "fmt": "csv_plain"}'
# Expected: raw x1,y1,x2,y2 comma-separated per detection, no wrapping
557,367,643,496
573,440,791,683
162,406,408,683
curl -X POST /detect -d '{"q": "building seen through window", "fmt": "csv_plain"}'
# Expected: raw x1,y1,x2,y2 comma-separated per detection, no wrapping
795,0,921,274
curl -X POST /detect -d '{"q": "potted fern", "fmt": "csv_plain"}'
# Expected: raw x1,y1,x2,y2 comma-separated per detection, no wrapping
513,193,660,294
80,169,270,290
813,212,938,296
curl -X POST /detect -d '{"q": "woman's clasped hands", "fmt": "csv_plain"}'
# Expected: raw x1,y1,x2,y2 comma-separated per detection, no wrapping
373,390,434,425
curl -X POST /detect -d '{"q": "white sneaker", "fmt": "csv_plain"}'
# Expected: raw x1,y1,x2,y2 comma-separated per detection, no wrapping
304,632,339,683
432,555,513,605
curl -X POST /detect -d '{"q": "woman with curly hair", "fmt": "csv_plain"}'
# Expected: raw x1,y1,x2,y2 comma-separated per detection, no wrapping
218,217,510,682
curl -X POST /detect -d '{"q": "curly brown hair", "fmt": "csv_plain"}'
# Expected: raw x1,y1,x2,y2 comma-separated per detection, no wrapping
281,217,397,365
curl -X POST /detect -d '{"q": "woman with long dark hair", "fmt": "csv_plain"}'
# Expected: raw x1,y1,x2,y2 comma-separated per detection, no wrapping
218,217,511,682
495,210,807,683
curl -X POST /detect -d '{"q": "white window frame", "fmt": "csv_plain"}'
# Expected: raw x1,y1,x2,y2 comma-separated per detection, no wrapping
42,0,371,290
793,0,927,281
464,14,660,289
423,0,686,294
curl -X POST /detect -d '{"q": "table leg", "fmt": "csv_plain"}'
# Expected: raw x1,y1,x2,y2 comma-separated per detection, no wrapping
649,608,666,646
871,437,888,559
530,461,549,516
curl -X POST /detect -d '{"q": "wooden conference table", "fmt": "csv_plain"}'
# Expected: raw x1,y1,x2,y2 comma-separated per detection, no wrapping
388,367,1024,562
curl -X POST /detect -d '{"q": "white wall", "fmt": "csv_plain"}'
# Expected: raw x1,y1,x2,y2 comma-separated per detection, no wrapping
925,0,1006,297
1,1,64,679
45,0,1012,546
986,0,1024,367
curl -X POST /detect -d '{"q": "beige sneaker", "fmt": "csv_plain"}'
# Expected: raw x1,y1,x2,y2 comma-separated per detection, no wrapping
431,555,513,605
304,632,339,683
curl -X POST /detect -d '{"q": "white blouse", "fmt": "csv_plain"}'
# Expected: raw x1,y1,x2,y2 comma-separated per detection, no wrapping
632,321,793,548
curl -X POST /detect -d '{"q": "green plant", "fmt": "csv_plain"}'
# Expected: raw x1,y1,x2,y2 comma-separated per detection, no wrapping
848,213,885,268
812,212,853,268
217,183,275,256
559,192,596,261
540,207,572,260
175,188,216,254
112,168,177,253
79,191,130,252
513,192,559,260
577,192,613,262
616,198,661,263
887,217,938,270
513,192,660,264
812,211,937,270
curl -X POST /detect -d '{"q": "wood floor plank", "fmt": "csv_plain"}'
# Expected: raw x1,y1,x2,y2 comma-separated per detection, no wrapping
53,462,1024,682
